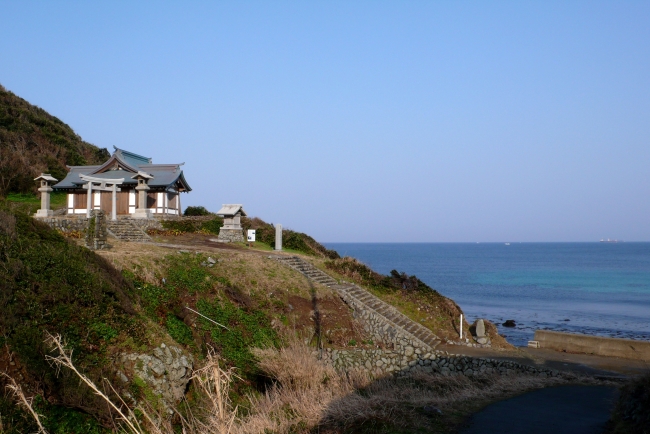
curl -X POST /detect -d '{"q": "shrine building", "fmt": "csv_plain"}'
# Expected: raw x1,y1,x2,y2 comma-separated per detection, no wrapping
53,147,191,219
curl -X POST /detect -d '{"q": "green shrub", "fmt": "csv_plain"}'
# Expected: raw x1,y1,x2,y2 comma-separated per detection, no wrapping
184,206,211,216
165,253,214,294
165,315,194,346
161,219,199,233
133,280,176,317
241,216,340,258
324,257,437,294
159,217,223,235
200,217,224,234
196,298,279,378
90,322,118,342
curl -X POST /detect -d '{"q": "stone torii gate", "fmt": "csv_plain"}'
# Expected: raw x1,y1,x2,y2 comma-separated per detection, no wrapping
79,174,124,221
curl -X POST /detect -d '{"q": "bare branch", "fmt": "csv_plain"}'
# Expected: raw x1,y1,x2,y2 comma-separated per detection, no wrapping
44,332,143,434
1,372,48,434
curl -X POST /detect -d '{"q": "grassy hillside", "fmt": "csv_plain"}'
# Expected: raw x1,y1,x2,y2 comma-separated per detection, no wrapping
0,84,109,196
0,202,150,432
0,203,580,434
0,202,369,432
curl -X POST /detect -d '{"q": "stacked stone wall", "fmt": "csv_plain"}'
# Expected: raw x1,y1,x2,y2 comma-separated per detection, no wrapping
217,228,245,243
156,215,215,222
341,292,433,354
322,348,560,379
38,216,88,232
37,215,214,233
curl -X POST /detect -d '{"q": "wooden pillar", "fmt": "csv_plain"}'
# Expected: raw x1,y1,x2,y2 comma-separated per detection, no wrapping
163,190,168,216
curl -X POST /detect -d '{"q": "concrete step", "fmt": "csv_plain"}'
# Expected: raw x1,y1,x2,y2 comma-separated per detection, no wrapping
273,256,441,351
107,220,151,243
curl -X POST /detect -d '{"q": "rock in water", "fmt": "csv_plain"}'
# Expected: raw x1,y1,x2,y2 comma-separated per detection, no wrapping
502,319,516,327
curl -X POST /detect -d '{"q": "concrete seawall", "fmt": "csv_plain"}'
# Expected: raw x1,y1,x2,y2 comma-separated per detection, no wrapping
534,330,650,361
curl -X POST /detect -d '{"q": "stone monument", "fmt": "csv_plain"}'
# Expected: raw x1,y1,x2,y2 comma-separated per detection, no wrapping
34,173,58,217
216,204,246,242
275,223,282,250
473,319,489,345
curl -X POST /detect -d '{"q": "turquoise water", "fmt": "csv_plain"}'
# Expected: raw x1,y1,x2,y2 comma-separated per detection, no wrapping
324,243,650,346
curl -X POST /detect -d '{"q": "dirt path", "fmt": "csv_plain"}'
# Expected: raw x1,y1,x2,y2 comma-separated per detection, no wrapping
460,385,618,434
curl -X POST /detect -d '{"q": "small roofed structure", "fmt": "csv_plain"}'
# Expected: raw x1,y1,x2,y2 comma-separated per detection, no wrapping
34,173,58,217
216,204,246,242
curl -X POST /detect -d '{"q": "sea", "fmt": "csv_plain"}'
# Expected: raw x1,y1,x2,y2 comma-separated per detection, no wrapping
323,243,650,347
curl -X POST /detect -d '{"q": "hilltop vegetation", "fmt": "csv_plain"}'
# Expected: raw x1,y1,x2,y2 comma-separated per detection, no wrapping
0,84,109,196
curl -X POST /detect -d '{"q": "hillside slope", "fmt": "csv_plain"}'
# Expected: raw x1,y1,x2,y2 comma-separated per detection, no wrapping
0,203,371,433
0,84,109,195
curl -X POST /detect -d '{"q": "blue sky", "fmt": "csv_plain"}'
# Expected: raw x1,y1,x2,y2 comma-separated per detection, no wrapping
2,1,649,242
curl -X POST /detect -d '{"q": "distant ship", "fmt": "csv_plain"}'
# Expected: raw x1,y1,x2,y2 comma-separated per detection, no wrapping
505,242,510,246
600,238,621,243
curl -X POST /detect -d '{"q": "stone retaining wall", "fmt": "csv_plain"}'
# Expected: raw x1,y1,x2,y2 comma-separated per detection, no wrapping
37,215,207,233
217,228,245,242
342,292,434,354
38,216,88,232
322,347,560,379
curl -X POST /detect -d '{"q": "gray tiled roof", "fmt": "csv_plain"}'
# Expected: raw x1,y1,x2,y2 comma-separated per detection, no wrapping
113,147,152,166
53,149,191,192
216,204,247,216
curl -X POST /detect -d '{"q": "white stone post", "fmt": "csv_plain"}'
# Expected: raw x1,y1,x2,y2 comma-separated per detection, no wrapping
111,183,117,221
275,224,282,251
86,182,93,218
460,314,463,340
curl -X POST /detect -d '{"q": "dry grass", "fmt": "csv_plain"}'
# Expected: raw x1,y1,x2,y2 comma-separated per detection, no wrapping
96,241,171,285
4,333,240,434
206,251,336,301
1,372,47,433
5,333,598,434
98,241,336,301
237,338,368,433
236,339,577,434
45,333,144,434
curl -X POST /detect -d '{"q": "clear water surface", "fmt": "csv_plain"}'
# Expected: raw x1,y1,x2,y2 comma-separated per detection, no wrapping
323,243,650,347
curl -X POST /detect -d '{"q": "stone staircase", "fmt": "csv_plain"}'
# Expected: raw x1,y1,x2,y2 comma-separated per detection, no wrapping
107,219,152,242
273,256,441,351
